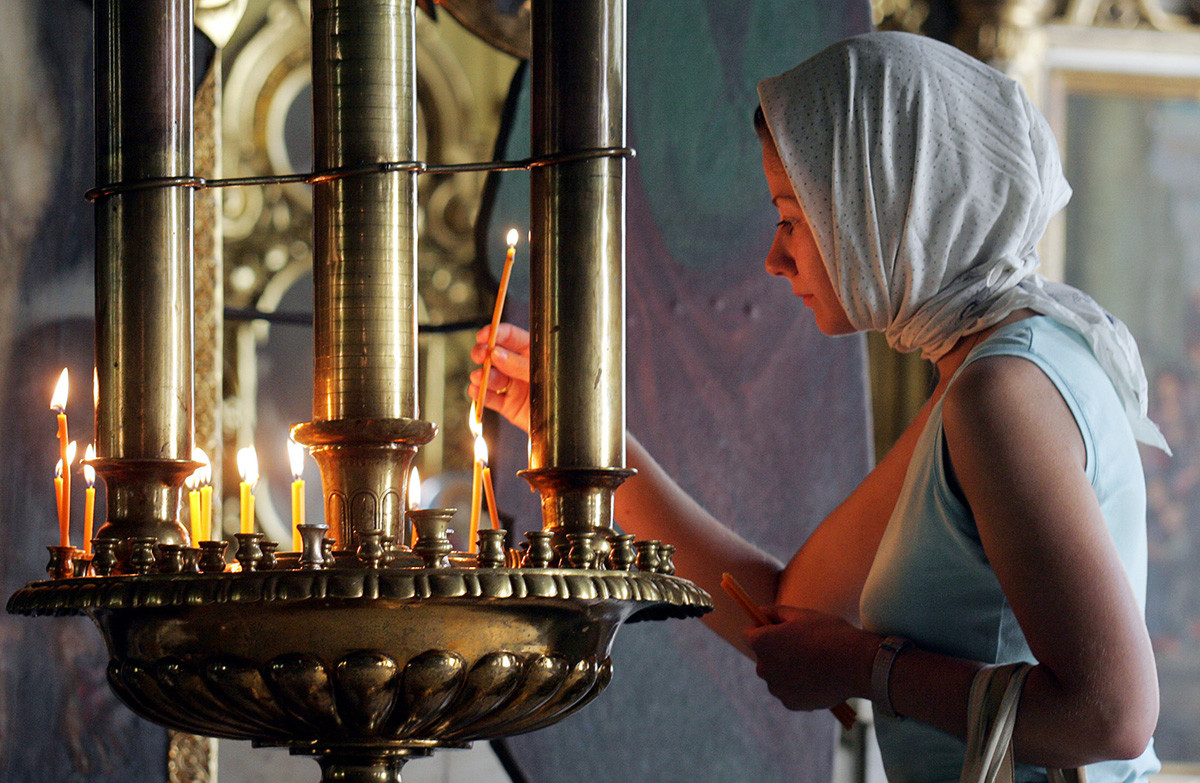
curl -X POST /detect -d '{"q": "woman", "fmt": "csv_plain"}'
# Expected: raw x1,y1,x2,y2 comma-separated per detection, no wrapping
470,32,1165,782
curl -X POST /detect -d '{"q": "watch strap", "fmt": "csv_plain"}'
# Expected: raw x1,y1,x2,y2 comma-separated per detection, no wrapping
871,635,913,720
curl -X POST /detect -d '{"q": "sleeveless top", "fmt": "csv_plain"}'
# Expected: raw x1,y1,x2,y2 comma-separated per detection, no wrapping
859,316,1160,783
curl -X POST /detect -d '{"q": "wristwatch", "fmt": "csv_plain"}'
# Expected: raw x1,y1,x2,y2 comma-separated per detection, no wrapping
871,635,914,720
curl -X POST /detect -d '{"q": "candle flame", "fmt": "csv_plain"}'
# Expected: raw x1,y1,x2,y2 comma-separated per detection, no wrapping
506,228,519,247
55,459,63,479
187,447,209,490
50,368,69,413
198,448,212,485
474,434,489,465
237,446,259,486
287,438,306,481
93,367,99,411
83,444,96,487
408,468,421,509
66,440,77,465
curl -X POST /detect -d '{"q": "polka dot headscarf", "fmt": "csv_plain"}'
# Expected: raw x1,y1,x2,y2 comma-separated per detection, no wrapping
757,31,1168,452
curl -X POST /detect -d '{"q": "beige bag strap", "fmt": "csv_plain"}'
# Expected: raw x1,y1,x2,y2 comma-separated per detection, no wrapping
960,663,1088,783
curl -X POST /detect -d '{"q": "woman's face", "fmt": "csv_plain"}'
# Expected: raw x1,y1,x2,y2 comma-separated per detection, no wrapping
760,135,855,336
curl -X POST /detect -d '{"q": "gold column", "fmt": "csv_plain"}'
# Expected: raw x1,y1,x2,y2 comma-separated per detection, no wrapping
92,0,196,546
523,0,632,535
293,0,435,547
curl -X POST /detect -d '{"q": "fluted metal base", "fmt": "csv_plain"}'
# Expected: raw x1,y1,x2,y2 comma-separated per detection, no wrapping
8,563,710,781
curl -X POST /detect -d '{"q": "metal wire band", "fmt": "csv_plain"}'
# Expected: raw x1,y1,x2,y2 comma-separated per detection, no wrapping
84,147,636,202
225,307,489,334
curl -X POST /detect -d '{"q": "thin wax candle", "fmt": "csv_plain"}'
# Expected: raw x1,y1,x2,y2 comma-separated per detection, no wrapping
288,439,306,552
50,369,70,546
474,229,520,423
187,448,209,546
237,446,258,535
83,444,96,556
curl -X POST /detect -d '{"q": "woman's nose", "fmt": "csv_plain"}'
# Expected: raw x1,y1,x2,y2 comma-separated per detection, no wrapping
764,233,794,278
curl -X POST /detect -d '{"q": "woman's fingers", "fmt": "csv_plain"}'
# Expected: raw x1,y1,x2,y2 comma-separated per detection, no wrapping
470,323,533,433
483,345,530,383
468,368,531,434
476,323,531,355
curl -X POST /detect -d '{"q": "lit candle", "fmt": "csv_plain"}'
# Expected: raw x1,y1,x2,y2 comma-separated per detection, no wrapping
237,446,258,535
468,405,484,553
50,369,70,543
83,444,96,557
198,452,213,541
483,466,500,531
54,459,65,548
407,467,421,547
288,438,306,552
187,448,209,546
474,228,520,423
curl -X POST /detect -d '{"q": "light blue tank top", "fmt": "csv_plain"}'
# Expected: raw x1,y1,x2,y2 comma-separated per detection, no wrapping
859,316,1159,783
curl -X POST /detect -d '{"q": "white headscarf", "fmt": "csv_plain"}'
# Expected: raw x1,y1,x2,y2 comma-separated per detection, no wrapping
757,31,1170,452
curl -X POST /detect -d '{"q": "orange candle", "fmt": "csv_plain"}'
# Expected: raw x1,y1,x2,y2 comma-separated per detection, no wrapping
407,468,421,547
54,461,65,548
288,439,306,552
50,369,70,544
467,405,484,552
237,446,258,535
83,444,96,556
482,466,500,531
474,229,520,423
201,483,213,541
468,460,483,554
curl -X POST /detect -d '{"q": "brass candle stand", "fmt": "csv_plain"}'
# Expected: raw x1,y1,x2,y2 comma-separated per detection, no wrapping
9,526,708,782
7,0,712,780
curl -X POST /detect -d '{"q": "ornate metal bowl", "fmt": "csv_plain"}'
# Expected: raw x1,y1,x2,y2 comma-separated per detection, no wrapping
8,565,710,779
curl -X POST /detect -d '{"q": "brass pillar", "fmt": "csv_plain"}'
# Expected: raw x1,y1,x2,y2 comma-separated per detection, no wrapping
523,0,632,534
293,0,435,547
92,0,195,545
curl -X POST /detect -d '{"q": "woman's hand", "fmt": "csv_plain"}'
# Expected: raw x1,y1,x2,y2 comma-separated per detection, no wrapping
468,323,531,433
743,606,876,712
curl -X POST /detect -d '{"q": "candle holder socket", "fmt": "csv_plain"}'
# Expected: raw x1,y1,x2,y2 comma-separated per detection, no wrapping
522,530,555,568
45,546,77,580
157,543,187,574
409,508,454,568
634,540,661,573
476,529,506,568
234,532,265,572
356,530,386,569
565,531,600,569
129,537,159,575
297,524,329,570
259,540,279,570
198,540,229,573
657,544,677,575
607,534,636,571
72,553,93,578
92,539,120,576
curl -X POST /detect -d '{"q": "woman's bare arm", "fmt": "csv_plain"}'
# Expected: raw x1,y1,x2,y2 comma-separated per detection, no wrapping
471,324,904,650
892,355,1158,766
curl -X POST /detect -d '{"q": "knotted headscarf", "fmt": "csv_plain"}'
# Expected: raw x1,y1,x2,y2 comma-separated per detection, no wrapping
757,31,1170,452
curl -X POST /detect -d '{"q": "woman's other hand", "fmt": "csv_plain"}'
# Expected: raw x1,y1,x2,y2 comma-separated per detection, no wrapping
469,323,531,433
744,606,876,712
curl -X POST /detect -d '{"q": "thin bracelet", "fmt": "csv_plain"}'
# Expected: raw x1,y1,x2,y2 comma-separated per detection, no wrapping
871,635,914,720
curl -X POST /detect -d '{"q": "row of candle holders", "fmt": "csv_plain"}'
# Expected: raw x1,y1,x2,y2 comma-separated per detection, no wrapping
44,508,677,580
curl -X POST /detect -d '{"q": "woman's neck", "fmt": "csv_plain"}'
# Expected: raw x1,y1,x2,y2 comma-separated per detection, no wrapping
931,309,1038,397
